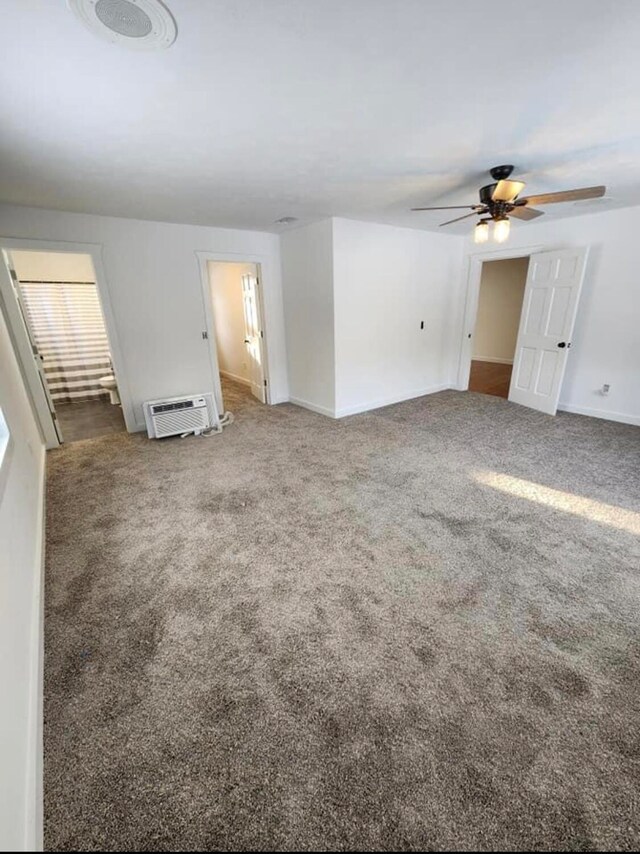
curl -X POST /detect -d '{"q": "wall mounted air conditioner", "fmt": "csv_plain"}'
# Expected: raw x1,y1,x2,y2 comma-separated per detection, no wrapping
144,393,217,439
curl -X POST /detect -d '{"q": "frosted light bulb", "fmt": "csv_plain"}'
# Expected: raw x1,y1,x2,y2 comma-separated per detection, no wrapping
493,217,511,243
474,221,489,244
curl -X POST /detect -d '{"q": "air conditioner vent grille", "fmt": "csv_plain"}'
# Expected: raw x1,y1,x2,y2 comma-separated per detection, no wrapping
153,408,207,438
151,400,194,414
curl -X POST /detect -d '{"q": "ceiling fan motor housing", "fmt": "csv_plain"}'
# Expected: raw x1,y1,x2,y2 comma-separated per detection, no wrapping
479,184,498,206
489,164,514,181
480,165,517,207
479,186,514,215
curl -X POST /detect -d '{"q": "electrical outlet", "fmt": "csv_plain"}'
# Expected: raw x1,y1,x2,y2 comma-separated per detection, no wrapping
601,384,610,396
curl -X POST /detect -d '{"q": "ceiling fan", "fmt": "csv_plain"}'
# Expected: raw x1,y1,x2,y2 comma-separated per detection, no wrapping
412,165,606,243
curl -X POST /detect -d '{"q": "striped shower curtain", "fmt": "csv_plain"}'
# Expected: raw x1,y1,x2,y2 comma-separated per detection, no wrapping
20,281,113,404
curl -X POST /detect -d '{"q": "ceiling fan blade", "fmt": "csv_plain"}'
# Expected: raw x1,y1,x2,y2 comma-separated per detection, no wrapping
510,206,545,221
412,205,480,211
518,185,606,206
439,211,480,227
492,179,526,203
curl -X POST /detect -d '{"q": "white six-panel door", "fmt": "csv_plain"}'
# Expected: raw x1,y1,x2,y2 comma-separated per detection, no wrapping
241,273,266,403
508,247,588,415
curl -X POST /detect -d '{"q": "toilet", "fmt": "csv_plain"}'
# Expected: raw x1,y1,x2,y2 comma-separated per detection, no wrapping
99,374,121,405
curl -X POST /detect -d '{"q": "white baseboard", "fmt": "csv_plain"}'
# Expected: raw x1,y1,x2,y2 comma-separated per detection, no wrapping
288,396,336,419
472,356,514,365
220,370,251,387
558,402,640,427
24,446,45,851
335,383,450,419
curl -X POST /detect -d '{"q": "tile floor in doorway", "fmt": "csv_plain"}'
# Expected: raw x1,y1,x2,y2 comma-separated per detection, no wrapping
55,398,126,443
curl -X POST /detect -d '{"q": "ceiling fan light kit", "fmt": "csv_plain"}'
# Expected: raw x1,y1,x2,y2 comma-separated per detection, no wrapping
492,216,511,243
474,220,489,244
491,179,526,203
413,165,606,244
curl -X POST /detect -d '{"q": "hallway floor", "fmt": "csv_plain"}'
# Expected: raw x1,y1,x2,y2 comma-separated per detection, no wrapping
469,359,513,399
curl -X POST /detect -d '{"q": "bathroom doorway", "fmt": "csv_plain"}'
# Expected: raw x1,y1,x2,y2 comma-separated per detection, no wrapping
1,249,126,444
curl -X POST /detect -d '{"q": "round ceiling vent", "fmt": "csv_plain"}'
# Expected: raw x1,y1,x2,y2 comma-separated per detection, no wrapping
67,0,177,50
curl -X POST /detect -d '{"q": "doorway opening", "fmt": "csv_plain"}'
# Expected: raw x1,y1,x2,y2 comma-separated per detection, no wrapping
469,257,529,398
2,249,126,444
460,247,589,416
206,260,268,412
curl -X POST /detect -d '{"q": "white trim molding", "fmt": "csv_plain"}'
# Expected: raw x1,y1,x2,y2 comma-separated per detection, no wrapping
195,250,277,412
471,356,514,365
219,369,251,388
24,443,45,852
558,403,640,427
335,383,450,419
288,396,336,419
291,383,452,420
456,244,544,391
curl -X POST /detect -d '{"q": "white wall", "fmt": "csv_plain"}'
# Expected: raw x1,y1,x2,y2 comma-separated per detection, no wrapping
332,218,462,417
0,205,289,430
4,202,636,430
280,217,463,419
457,205,640,425
10,250,94,283
0,306,45,851
209,261,255,386
280,219,335,416
472,257,528,364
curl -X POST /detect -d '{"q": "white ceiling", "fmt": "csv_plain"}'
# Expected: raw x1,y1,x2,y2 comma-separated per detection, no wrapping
2,0,640,234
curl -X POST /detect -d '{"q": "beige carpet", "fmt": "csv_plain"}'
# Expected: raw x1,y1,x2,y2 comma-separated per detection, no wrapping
45,379,640,851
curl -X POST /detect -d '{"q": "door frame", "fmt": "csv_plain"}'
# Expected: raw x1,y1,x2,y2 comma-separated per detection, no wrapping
0,255,60,448
196,252,272,408
0,237,135,442
455,243,545,391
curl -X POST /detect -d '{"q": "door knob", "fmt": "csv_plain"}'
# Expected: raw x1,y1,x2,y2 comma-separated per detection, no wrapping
557,342,567,348
244,338,250,344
